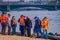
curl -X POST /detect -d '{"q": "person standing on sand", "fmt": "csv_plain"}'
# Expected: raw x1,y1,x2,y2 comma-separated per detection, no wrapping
11,16,17,35
0,12,8,35
18,15,25,36
33,16,41,38
37,17,42,38
41,17,48,40
7,14,11,35
25,16,32,37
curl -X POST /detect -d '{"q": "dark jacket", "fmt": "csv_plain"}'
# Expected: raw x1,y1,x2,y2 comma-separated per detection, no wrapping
25,18,32,28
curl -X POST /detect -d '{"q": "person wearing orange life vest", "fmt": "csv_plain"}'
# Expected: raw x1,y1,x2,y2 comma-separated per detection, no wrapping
11,16,17,35
1,12,8,35
41,17,48,40
18,15,25,36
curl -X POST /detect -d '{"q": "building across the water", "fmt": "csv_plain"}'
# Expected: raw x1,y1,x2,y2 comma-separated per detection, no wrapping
0,0,60,11
0,0,60,5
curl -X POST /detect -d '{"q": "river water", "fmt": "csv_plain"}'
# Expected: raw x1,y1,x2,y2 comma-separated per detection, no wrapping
0,10,60,34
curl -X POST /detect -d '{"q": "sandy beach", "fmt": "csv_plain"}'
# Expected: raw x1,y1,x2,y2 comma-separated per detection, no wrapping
0,35,51,40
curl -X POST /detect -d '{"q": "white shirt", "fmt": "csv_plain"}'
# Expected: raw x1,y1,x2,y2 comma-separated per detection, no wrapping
8,17,11,26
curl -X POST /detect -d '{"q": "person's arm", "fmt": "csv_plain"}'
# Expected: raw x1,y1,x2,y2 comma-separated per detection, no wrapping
39,20,41,26
15,23,17,27
41,20,45,28
11,20,12,26
30,20,32,28
45,20,48,26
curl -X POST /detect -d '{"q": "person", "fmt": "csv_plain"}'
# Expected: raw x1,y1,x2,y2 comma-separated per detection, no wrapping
18,15,25,36
33,16,41,38
11,16,17,35
41,17,48,40
0,12,8,35
25,16,32,37
7,14,11,35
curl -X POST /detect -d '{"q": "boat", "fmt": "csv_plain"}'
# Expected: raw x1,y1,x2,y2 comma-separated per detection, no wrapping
48,32,60,40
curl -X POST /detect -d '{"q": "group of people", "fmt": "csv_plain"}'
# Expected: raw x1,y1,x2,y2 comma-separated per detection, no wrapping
0,12,17,35
0,12,48,39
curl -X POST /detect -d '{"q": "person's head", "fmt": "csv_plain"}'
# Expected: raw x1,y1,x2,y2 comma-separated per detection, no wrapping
34,16,38,20
42,17,47,21
12,16,15,20
20,15,24,17
8,14,11,17
2,12,6,16
26,16,29,19
43,17,47,19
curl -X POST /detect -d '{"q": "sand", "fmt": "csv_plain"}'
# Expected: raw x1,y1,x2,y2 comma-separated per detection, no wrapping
0,35,50,40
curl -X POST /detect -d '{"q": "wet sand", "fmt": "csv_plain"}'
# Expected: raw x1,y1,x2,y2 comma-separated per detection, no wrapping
0,35,51,40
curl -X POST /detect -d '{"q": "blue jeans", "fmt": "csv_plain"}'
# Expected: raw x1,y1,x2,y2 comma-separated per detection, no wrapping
1,22,7,34
34,26,38,33
26,26,31,37
1,22,7,27
20,25,25,36
41,30,48,40
34,26,41,37
12,25,16,34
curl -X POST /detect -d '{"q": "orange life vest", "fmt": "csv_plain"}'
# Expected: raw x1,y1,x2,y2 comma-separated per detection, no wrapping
12,20,16,25
41,19,48,30
1,15,8,23
20,17,24,24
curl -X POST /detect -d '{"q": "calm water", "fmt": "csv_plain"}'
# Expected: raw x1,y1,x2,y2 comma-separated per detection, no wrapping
0,10,60,34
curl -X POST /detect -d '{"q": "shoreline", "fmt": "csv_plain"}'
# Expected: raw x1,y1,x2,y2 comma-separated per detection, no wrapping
0,32,59,40
0,34,51,40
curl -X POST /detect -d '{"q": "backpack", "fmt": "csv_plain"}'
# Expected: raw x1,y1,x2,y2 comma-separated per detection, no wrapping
38,19,41,26
20,17,24,24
